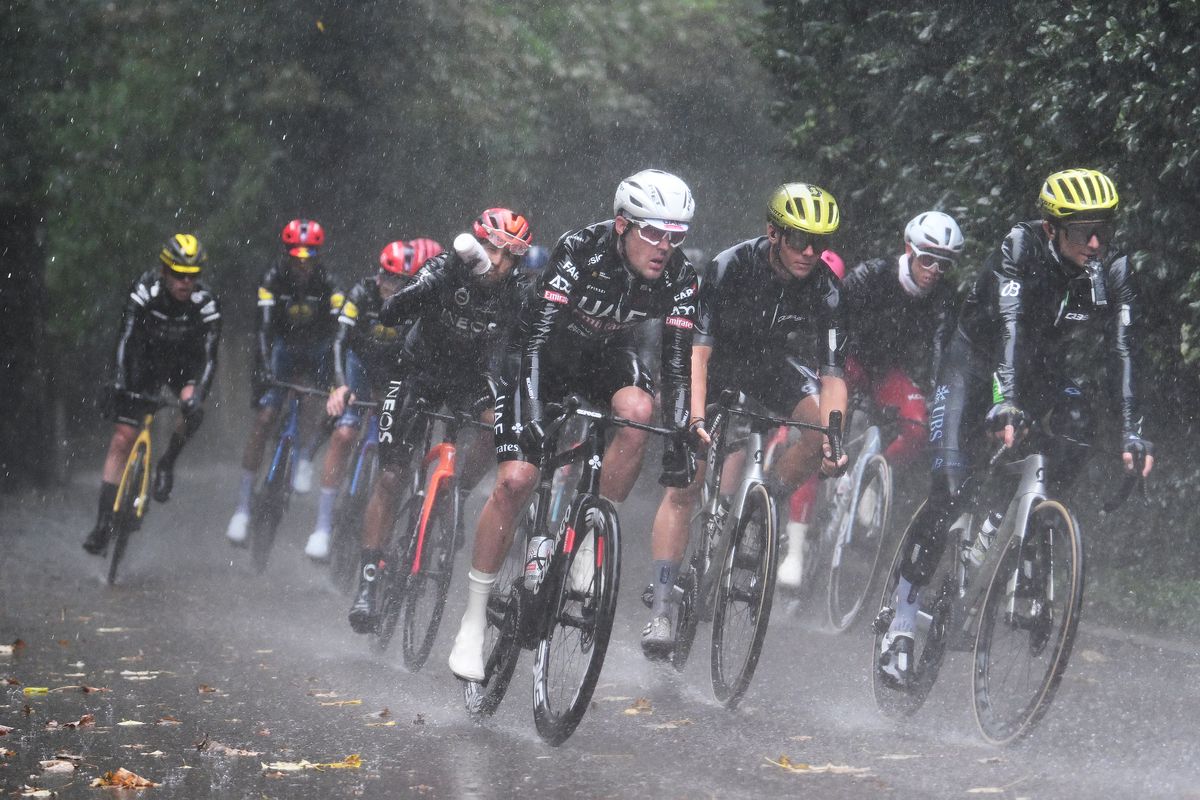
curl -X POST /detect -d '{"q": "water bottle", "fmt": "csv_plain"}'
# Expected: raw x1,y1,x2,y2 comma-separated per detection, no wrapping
963,510,1003,568
523,535,554,590
454,233,492,276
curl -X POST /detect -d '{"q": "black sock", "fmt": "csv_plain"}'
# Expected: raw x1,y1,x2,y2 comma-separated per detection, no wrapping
160,431,187,470
97,482,118,521
360,548,385,568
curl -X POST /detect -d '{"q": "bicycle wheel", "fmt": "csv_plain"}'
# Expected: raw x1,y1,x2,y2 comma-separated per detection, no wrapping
973,500,1084,745
107,449,147,586
250,441,291,574
401,487,459,670
669,506,715,671
870,502,953,718
533,498,620,746
330,449,377,593
372,494,422,654
827,454,892,632
710,482,778,708
465,500,529,717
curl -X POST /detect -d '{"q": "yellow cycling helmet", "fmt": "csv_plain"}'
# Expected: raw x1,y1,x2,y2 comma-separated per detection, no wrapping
160,233,207,274
767,182,840,234
1038,168,1118,220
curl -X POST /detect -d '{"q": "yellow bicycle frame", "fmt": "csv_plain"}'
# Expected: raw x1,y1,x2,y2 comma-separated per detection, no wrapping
113,412,154,520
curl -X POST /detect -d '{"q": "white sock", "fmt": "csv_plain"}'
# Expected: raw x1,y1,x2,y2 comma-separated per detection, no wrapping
892,576,920,635
238,469,255,512
316,487,337,530
459,568,498,638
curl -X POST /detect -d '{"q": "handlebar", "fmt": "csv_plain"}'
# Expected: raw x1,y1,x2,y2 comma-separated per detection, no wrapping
410,397,493,431
544,394,679,441
119,389,181,409
270,380,331,398
716,389,842,458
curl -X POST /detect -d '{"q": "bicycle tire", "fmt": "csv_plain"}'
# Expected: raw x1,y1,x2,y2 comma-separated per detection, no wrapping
107,449,147,586
827,454,892,632
870,501,953,718
710,482,778,708
972,499,1084,745
401,487,459,671
532,498,620,746
465,501,530,717
330,448,377,593
250,439,292,574
372,494,422,654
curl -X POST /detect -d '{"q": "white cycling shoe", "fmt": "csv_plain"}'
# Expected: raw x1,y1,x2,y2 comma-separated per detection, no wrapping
292,459,314,494
776,521,809,588
448,622,486,682
304,528,331,560
226,509,250,544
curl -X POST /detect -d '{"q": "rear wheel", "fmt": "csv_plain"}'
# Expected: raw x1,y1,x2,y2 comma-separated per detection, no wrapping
250,440,292,574
107,449,147,586
973,500,1084,745
401,487,459,671
533,499,620,746
870,502,953,718
827,454,892,632
372,494,422,654
710,483,778,708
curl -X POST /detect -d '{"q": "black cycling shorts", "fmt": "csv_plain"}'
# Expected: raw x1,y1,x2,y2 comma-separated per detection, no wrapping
377,360,492,471
111,344,203,426
494,347,655,464
707,352,821,418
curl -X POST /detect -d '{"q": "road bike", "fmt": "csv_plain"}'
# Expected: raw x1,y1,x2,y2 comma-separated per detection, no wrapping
646,390,842,708
103,390,179,585
329,406,381,592
464,396,679,745
246,380,326,573
870,431,1146,744
371,399,492,671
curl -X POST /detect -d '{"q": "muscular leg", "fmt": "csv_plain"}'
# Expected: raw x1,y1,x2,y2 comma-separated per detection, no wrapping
598,385,654,501
470,460,539,573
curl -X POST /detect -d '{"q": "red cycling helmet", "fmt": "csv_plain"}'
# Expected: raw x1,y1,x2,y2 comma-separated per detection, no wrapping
379,238,445,277
473,208,532,256
281,218,326,248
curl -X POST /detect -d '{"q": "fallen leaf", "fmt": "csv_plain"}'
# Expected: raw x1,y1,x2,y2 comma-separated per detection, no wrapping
0,724,12,736
2,676,20,685
413,713,425,725
319,699,362,707
120,670,161,681
766,756,871,776
51,752,83,762
45,714,94,730
90,767,159,788
156,716,182,726
978,756,1004,765
261,754,362,772
648,719,694,730
878,754,922,761
256,728,271,737
49,684,109,694
95,627,129,633
56,639,70,647
376,707,392,718
39,758,76,774
2,748,16,757
366,720,397,728
623,697,653,716
198,737,262,757
22,687,49,696
1078,649,1108,663
117,720,147,727
197,685,217,693
20,787,53,798
146,750,165,757
1,639,26,655
967,789,1005,795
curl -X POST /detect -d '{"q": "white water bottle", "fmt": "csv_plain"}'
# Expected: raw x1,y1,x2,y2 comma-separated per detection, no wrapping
523,535,554,590
964,510,1003,567
454,233,492,276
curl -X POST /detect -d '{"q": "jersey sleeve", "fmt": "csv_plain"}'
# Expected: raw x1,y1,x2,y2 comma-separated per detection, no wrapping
520,235,585,422
195,289,222,399
815,269,847,378
991,227,1028,405
378,258,446,327
659,265,699,429
113,276,149,387
1106,254,1141,435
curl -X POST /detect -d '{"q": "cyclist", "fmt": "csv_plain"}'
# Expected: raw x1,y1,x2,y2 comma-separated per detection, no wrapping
776,213,962,588
643,182,849,657
879,169,1155,685
83,234,221,554
347,211,531,633
303,238,443,560
226,218,343,545
445,169,701,682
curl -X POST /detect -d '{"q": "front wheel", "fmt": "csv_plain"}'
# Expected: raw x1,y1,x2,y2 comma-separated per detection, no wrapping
401,486,459,671
973,500,1084,745
372,494,422,655
330,449,377,593
533,498,620,746
827,454,892,632
107,449,148,586
710,483,778,708
250,440,292,574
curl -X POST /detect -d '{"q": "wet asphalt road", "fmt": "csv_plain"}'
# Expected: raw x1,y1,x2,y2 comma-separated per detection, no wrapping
3,458,1200,799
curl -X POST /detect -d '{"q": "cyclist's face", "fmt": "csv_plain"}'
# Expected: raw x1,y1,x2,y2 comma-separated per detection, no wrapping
480,240,518,282
768,224,821,280
162,268,198,301
904,244,950,291
1046,219,1110,268
615,215,677,280
377,271,408,297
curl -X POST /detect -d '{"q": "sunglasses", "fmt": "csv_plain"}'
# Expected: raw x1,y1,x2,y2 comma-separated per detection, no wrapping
779,227,830,253
479,226,531,256
909,244,956,274
165,268,200,281
1062,221,1115,247
629,219,687,248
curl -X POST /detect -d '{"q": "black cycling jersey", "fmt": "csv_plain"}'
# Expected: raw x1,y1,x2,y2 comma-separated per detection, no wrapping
255,262,342,368
955,220,1141,435
114,271,221,399
332,276,408,386
696,236,846,381
517,220,699,430
842,255,955,382
378,251,527,377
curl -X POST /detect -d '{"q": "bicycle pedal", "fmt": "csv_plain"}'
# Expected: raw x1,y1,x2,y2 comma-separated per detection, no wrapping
640,584,654,609
872,606,895,635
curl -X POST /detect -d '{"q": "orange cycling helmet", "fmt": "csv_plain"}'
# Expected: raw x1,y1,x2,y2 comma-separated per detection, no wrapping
379,238,445,277
473,208,532,256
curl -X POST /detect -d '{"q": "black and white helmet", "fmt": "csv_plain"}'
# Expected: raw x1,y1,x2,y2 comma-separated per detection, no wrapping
904,211,964,257
613,169,695,232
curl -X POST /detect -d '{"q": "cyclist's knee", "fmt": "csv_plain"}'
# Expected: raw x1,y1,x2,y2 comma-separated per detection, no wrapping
491,463,538,510
331,424,357,447
611,385,653,424
376,467,404,494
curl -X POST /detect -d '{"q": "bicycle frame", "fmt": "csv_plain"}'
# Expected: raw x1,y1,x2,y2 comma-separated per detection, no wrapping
114,412,155,521
346,413,380,499
265,393,303,487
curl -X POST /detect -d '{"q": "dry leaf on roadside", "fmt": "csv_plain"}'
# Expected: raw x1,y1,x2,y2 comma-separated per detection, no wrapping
50,684,109,694
45,714,94,730
623,697,653,716
156,717,182,726
117,720,147,727
648,719,693,730
2,748,16,757
1,640,27,655
2,676,21,685
197,685,217,693
199,739,263,757
20,786,53,798
0,724,12,736
318,699,362,707
978,756,1004,765
39,758,76,773
22,687,49,696
90,767,159,788
261,753,362,772
366,720,396,728
766,756,871,776
879,754,923,761
146,750,165,757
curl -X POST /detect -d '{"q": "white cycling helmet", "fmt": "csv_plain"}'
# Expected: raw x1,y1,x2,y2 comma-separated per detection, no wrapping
904,211,965,257
613,169,695,232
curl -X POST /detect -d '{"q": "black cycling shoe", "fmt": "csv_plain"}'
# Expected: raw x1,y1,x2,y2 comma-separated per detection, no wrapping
348,573,380,634
82,522,111,556
152,463,174,503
